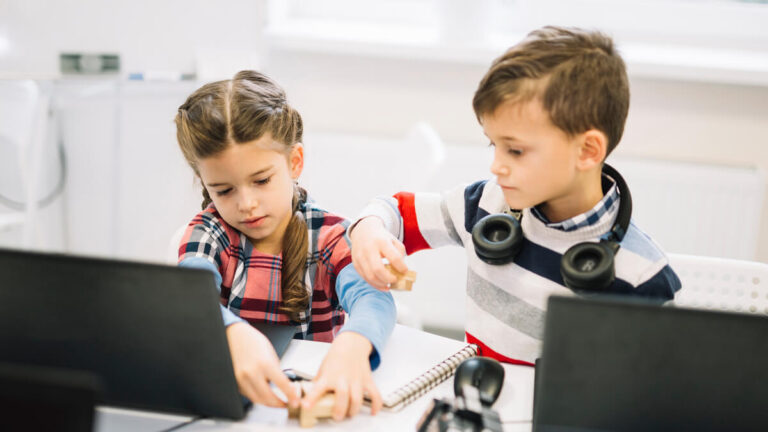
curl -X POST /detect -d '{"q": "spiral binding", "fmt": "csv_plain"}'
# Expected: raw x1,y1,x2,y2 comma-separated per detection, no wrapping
384,344,478,410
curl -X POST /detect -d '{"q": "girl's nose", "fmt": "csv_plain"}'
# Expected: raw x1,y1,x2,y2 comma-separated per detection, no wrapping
237,192,258,213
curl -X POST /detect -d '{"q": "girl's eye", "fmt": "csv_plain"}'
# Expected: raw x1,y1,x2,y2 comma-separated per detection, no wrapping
509,149,523,156
255,176,271,186
215,188,232,196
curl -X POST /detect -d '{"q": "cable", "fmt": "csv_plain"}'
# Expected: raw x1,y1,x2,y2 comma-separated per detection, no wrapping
155,415,208,432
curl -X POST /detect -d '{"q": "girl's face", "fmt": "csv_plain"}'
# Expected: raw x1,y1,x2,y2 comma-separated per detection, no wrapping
196,133,304,254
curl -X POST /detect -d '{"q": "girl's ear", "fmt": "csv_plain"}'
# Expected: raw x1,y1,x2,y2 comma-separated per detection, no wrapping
289,143,304,179
576,129,607,171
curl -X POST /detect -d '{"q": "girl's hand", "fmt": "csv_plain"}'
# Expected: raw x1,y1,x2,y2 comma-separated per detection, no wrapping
349,216,408,291
225,322,300,409
301,331,383,421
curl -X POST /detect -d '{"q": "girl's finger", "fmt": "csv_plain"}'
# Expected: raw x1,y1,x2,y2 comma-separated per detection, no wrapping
331,382,350,421
364,378,383,416
347,383,364,418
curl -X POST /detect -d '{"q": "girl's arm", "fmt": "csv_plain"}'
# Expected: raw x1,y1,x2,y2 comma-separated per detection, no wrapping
302,264,396,421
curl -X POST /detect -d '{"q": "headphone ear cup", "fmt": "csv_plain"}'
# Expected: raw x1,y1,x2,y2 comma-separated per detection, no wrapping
472,213,523,265
560,241,616,291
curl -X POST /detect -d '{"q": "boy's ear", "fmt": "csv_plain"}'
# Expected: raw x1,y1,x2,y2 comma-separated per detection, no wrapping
289,143,304,179
576,129,607,171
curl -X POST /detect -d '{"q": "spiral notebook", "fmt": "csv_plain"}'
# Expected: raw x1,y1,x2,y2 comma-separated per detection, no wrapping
280,324,478,411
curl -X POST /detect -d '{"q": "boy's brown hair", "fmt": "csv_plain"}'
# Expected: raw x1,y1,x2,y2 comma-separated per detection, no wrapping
473,26,629,155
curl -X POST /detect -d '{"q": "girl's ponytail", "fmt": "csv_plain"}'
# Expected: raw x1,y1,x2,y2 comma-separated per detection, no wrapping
280,186,309,322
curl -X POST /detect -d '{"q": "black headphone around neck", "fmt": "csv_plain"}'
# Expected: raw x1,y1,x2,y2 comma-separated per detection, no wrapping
471,164,632,292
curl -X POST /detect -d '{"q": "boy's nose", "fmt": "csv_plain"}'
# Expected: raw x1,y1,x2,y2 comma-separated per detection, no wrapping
490,156,509,177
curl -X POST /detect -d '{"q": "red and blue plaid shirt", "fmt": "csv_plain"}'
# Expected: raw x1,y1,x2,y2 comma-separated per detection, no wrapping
178,199,352,342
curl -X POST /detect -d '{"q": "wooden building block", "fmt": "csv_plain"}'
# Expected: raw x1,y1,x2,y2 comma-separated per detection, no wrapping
385,264,417,291
288,381,337,428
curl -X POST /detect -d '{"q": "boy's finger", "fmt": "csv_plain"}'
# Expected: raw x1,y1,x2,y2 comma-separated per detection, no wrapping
385,240,409,274
354,258,387,291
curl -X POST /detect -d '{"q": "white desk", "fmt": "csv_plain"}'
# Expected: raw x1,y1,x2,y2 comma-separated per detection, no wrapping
95,328,535,431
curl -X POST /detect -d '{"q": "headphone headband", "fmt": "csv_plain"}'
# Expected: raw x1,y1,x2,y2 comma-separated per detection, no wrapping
601,163,631,244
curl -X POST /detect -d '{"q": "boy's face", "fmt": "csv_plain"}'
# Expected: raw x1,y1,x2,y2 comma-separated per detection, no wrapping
483,98,582,212
196,133,303,254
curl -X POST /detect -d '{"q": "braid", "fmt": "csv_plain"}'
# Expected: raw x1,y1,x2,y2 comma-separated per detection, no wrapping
279,186,309,321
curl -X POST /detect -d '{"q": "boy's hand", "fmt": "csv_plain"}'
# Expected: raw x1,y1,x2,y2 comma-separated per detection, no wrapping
301,332,383,421
350,216,408,291
225,322,300,409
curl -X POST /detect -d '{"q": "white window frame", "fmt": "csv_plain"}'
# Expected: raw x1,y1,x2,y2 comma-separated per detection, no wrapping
264,0,768,87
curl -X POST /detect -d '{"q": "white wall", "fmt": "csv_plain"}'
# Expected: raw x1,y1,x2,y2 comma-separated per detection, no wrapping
263,50,768,263
0,0,266,78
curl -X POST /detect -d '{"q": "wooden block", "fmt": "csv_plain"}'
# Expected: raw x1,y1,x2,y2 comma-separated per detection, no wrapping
385,264,417,291
287,382,303,419
300,391,335,428
289,381,337,428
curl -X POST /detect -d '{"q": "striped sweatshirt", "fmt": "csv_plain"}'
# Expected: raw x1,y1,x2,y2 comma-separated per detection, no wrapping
357,176,680,365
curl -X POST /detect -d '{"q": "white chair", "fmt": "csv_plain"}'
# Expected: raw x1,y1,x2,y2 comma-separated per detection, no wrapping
668,253,768,315
0,80,50,248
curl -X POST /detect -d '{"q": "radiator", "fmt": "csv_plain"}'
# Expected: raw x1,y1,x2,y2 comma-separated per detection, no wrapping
609,156,765,261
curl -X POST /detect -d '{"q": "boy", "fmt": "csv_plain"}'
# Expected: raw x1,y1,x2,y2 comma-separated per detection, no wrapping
349,26,681,365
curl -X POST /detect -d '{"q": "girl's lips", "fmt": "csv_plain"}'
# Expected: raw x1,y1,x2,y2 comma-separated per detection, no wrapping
242,216,266,227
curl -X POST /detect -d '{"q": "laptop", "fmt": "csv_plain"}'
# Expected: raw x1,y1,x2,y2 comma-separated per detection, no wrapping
534,295,768,432
0,362,99,432
0,248,296,420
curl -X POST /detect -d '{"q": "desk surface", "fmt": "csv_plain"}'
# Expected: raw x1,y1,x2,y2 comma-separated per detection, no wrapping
95,329,535,432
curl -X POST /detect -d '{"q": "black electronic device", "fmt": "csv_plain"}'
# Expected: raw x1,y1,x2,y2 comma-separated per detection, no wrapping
472,163,632,291
535,295,768,432
0,362,100,432
417,357,504,432
453,356,505,406
0,248,295,420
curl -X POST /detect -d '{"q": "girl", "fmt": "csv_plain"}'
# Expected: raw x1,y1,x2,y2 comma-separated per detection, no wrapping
174,70,395,421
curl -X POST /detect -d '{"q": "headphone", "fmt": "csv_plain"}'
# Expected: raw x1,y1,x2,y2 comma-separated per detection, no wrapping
471,164,631,292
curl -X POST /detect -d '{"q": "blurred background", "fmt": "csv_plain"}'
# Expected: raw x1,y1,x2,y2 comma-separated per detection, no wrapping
1,0,767,336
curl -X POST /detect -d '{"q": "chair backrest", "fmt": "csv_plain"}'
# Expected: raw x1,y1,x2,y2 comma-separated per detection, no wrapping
668,253,768,315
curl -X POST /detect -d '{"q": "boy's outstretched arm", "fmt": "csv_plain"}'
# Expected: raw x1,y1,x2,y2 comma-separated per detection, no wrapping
350,216,407,291
350,188,468,291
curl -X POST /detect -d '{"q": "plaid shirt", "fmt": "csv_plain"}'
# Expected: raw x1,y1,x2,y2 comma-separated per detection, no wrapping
178,198,351,342
530,172,619,232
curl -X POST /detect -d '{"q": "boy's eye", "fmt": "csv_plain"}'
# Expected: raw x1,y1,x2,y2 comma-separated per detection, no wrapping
216,188,232,196
509,148,523,156
255,176,271,186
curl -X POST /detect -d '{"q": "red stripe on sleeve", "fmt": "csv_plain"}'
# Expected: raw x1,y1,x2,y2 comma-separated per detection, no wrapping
393,191,432,255
465,332,535,367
